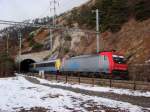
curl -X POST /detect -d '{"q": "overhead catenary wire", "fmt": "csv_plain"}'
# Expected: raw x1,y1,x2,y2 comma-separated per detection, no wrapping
36,6,50,19
0,20,97,34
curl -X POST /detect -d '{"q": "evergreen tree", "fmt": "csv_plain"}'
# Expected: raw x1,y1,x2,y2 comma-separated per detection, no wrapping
134,0,150,21
0,52,15,77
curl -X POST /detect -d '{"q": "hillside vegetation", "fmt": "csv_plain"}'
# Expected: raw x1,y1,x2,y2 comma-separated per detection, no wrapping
66,0,150,32
1,0,149,54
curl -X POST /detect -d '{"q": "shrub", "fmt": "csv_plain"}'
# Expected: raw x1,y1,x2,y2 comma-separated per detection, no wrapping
134,0,150,21
64,47,69,53
32,43,43,51
95,0,129,32
0,53,15,77
28,32,36,47
68,0,130,32
27,34,34,42
29,39,35,47
64,35,72,41
28,32,35,40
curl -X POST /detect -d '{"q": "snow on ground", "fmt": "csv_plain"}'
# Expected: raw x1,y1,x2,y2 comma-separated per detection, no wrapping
0,76,149,112
36,77,150,97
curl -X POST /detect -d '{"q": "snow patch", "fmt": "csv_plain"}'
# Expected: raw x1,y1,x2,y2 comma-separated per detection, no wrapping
0,76,149,112
37,77,150,97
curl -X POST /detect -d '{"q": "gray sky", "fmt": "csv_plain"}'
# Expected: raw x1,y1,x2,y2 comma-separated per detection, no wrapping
0,0,89,29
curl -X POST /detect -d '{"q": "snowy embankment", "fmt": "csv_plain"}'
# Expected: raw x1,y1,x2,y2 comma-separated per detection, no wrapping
0,76,149,112
37,76,150,97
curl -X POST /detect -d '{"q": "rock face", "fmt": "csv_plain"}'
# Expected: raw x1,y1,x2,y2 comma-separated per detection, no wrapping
102,19,150,65
20,18,150,65
49,18,150,64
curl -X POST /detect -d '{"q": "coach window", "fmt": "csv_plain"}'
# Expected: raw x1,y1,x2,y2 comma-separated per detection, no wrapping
47,62,55,67
51,62,55,66
44,63,47,67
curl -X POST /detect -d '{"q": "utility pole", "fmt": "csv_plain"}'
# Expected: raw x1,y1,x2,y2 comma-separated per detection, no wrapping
6,33,9,54
50,0,59,26
18,31,22,73
49,29,53,50
93,9,100,53
96,9,100,53
49,0,59,50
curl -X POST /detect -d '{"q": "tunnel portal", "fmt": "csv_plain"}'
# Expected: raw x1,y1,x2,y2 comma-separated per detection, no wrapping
20,59,36,72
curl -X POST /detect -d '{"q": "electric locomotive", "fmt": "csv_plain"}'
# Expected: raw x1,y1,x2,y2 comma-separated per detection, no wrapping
60,51,128,79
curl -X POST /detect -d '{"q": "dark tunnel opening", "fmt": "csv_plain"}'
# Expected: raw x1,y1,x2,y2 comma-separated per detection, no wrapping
20,59,36,72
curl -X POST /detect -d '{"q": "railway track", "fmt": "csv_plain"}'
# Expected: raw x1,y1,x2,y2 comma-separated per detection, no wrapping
27,73,150,91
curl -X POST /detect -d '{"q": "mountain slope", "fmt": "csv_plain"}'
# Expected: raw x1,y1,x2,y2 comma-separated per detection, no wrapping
0,0,150,80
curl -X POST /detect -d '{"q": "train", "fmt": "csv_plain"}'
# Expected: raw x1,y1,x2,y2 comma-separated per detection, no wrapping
29,51,128,79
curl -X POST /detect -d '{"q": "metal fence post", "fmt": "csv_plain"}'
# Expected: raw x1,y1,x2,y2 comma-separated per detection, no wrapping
45,74,47,79
78,73,80,84
133,80,136,90
92,74,95,86
56,74,58,81
92,78,95,87
65,73,68,83
109,75,112,88
133,69,137,90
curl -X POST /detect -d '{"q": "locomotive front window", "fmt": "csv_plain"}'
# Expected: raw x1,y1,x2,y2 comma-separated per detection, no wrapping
113,55,126,64
104,56,107,60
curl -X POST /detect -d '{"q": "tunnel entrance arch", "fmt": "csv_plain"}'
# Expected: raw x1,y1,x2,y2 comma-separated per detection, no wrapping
20,59,36,72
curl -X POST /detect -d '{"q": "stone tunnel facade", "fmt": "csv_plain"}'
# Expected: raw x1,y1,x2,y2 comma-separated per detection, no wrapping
15,50,51,72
